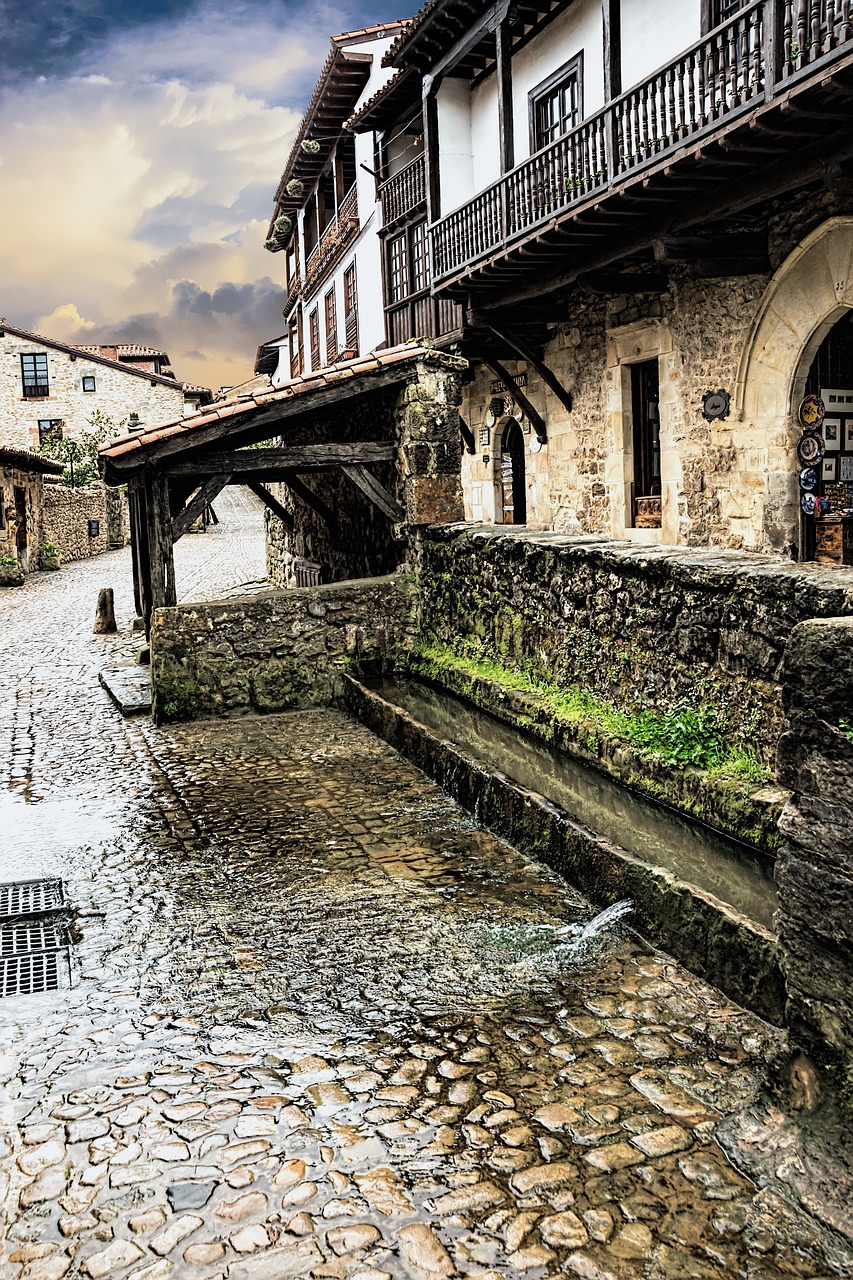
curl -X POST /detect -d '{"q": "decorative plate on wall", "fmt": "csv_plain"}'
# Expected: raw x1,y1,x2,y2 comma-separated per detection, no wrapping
801,493,817,515
799,466,819,492
797,432,825,465
798,393,825,429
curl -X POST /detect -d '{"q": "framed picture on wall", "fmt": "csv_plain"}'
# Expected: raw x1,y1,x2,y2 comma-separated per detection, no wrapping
845,420,853,451
841,456,853,482
822,456,837,482
824,418,842,451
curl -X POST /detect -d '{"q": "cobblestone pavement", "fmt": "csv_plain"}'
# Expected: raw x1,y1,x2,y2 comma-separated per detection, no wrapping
0,528,845,1280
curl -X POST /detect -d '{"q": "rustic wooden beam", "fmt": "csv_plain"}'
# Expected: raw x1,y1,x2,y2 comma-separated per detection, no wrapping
485,359,547,442
127,476,146,621
279,470,337,527
165,442,396,476
477,319,573,414
496,17,514,174
459,415,477,455
652,232,767,263
602,0,621,100
246,481,295,532
171,474,232,542
144,471,176,630
423,85,441,223
340,465,404,522
578,271,669,295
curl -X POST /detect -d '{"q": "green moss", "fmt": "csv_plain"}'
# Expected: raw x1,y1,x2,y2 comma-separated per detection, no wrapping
153,676,200,724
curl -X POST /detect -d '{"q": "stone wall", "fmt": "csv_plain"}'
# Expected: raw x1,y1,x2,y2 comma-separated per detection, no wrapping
776,618,853,1102
0,465,46,573
150,574,417,722
460,195,853,556
417,525,853,763
41,482,126,563
0,330,187,453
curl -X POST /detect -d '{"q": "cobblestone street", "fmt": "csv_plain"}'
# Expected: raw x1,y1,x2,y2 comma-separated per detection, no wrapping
0,512,844,1280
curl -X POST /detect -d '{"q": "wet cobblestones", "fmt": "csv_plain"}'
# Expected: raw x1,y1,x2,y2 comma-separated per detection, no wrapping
0,514,845,1279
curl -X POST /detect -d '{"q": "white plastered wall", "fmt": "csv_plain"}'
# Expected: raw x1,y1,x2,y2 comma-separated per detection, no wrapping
620,0,701,91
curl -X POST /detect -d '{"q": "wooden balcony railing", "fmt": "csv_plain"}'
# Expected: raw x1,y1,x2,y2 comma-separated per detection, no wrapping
304,185,359,296
379,155,426,227
430,0,853,284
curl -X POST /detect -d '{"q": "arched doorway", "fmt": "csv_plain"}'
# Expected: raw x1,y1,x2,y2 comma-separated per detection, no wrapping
802,311,853,564
499,419,526,525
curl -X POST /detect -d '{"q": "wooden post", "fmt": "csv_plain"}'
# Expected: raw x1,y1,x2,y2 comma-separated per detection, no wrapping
496,18,515,175
144,470,176,632
603,0,622,182
127,477,145,619
423,79,441,224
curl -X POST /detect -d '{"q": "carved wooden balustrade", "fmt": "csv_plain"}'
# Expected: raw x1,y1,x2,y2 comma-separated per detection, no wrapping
379,155,426,227
430,0,853,284
304,185,360,297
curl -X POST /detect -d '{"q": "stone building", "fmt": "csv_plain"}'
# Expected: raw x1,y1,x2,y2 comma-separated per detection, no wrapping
0,447,63,574
0,323,210,452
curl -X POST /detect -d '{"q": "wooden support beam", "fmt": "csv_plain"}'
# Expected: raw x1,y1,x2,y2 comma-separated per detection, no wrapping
496,17,514,174
144,471,176,631
578,270,669,295
652,232,767,263
423,86,441,223
166,441,396,476
602,0,621,100
279,470,337,527
476,319,573,414
171,474,231,542
340,464,404,522
246,481,295,532
485,359,547,442
459,416,477,455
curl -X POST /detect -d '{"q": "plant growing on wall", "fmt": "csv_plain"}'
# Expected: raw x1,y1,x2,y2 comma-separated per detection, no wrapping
37,411,127,487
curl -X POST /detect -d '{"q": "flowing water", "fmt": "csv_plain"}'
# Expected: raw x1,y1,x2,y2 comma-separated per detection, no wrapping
369,679,778,930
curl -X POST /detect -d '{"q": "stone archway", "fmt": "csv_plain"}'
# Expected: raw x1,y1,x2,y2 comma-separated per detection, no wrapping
736,217,853,553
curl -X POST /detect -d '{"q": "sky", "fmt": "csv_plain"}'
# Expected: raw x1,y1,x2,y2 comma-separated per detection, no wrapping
0,0,402,392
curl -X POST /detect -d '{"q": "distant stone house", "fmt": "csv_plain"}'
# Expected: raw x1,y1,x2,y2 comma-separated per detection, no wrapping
0,323,211,452
0,447,63,573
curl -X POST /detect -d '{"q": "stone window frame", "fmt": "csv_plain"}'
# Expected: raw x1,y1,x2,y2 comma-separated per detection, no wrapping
605,319,677,545
82,375,96,393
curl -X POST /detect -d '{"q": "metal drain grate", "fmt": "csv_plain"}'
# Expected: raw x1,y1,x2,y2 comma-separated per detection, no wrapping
0,917,67,957
0,878,65,919
1,950,70,997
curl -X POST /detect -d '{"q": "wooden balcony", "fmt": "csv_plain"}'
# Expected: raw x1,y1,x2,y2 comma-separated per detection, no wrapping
430,0,853,295
385,290,462,346
304,185,359,298
379,155,426,227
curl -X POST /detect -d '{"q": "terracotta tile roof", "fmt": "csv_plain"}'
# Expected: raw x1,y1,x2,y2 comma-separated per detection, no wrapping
382,0,441,65
0,323,190,392
99,343,467,479
0,447,64,476
76,343,168,360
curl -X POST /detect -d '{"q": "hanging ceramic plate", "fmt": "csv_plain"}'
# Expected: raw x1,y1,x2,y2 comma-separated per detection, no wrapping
797,432,825,465
801,493,816,515
799,466,819,492
798,394,825,429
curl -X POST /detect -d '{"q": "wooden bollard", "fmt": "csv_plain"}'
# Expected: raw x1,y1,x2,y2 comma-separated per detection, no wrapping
93,587,118,634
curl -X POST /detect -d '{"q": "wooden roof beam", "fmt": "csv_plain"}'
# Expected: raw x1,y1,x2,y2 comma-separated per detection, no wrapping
165,442,396,477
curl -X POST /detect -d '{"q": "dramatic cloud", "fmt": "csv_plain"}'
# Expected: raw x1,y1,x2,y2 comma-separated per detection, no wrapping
0,0,399,392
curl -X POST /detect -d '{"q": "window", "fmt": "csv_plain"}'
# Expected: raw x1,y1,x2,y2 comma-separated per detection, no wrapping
309,306,321,369
388,234,409,304
324,288,338,365
411,222,430,293
82,375,96,392
21,353,49,398
529,54,583,153
343,263,359,355
702,0,747,30
38,419,63,445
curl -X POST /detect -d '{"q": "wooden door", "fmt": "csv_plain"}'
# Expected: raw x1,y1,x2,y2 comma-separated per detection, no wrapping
14,487,27,557
500,421,527,525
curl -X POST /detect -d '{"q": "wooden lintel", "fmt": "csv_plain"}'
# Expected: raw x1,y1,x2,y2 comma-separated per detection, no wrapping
165,442,396,476
578,270,669,295
653,232,767,263
485,359,547,442
171,474,231,542
246,481,294,532
478,320,572,414
459,415,477,455
340,464,404,523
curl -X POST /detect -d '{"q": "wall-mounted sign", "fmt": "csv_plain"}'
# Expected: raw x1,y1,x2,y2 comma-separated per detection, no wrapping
490,372,526,395
478,425,490,447
701,388,730,422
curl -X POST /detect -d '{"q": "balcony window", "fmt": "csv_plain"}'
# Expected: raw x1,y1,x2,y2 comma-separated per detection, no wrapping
411,222,429,293
703,0,747,30
388,233,409,304
529,54,583,153
343,263,358,355
309,306,321,369
324,287,338,365
21,353,49,398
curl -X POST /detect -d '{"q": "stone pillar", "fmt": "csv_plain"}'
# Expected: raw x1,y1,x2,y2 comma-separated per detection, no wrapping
776,617,853,1107
396,353,466,531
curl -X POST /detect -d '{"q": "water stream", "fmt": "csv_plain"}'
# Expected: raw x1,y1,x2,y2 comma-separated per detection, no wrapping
368,679,777,930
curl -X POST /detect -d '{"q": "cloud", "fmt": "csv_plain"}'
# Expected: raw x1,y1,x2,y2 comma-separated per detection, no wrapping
0,0,399,392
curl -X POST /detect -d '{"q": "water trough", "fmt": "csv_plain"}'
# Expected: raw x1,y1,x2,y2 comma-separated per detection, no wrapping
344,675,784,1023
